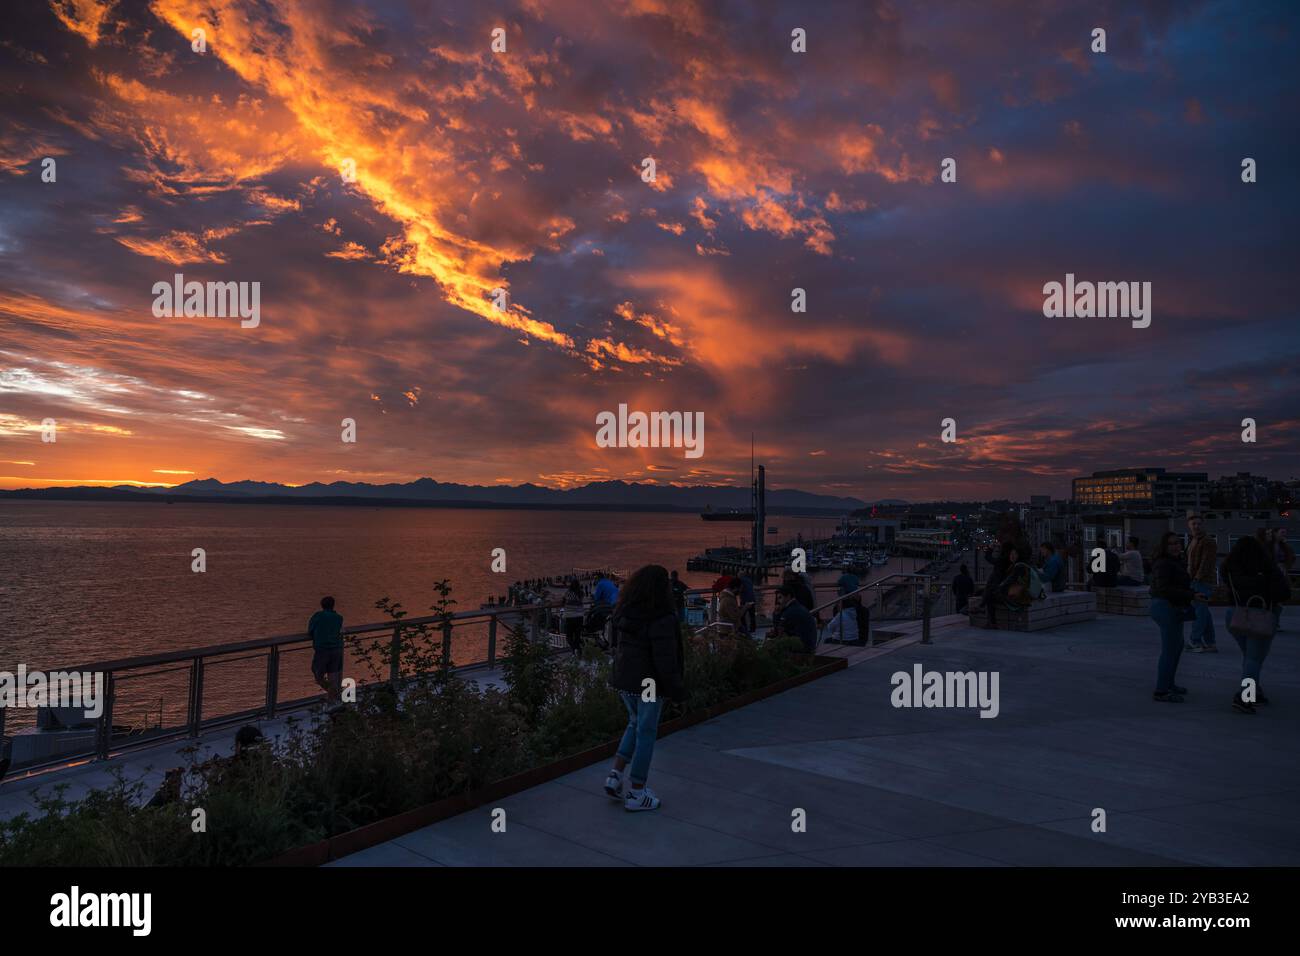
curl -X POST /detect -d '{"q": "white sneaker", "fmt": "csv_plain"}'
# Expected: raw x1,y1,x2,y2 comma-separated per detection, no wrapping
603,770,624,802
624,786,660,812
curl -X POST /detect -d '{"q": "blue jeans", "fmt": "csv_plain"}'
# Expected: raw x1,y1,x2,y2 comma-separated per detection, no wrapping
1225,608,1273,692
1149,598,1190,693
617,692,663,787
1189,582,1216,647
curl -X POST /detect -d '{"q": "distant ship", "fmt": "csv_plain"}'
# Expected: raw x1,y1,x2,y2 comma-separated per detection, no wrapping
700,507,754,521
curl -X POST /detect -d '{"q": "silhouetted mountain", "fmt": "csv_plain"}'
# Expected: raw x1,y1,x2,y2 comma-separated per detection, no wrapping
3,477,867,513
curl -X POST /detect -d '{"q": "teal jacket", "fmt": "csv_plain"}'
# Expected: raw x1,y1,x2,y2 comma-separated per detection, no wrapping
308,609,344,650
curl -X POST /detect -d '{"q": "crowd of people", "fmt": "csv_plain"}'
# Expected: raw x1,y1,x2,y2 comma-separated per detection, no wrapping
289,520,1293,820
965,513,1295,714
1149,519,1292,712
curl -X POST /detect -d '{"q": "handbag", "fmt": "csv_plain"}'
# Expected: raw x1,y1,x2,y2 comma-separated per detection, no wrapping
1227,576,1277,641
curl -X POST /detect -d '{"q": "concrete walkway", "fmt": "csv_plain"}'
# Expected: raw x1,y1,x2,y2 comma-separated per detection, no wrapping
332,609,1300,867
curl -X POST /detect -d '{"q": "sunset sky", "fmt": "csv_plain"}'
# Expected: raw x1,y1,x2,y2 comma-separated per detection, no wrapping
1,0,1297,501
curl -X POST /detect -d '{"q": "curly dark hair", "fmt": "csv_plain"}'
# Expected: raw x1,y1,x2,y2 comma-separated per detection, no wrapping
615,564,674,619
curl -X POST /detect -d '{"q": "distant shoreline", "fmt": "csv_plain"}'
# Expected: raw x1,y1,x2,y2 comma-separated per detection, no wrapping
0,488,851,517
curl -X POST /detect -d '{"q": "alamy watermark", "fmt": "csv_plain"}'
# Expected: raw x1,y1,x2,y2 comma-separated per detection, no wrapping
890,664,1000,718
595,403,704,459
0,666,104,719
152,273,261,328
50,886,151,936
1042,273,1150,328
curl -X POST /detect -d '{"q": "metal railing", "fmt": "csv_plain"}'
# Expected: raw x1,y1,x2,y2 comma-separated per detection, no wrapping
682,569,950,648
2,557,969,778
1,601,571,776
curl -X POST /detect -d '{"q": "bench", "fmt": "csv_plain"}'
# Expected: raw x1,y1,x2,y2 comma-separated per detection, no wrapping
967,590,1097,632
1092,585,1151,616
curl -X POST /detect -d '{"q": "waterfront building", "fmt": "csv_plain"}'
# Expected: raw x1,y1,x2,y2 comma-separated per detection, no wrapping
1071,468,1210,512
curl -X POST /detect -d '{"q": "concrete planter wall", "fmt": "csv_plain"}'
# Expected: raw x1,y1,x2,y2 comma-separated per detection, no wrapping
263,654,847,866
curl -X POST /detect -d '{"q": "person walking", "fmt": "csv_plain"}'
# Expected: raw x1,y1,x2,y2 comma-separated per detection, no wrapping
1149,532,1204,702
1186,515,1219,652
604,565,685,812
1223,534,1289,713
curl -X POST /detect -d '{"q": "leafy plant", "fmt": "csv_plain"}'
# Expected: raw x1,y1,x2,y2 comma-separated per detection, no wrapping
0,581,817,867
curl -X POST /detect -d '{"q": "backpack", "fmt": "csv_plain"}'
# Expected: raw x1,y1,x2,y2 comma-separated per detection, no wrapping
1026,566,1046,601
1006,562,1045,605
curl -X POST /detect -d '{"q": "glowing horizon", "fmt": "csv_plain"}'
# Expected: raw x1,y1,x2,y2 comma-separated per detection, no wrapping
2,1,1297,500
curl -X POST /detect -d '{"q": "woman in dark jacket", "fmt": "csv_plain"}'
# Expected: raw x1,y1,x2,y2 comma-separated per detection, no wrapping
604,564,684,812
1223,535,1290,713
1148,532,1204,702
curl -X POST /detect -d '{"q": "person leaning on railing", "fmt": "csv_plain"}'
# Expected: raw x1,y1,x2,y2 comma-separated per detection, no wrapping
308,596,345,709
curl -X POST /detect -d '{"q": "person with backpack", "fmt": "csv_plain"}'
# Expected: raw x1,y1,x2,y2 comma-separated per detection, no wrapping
983,541,1036,628
604,565,685,812
1223,534,1289,713
1005,548,1045,607
1149,532,1206,703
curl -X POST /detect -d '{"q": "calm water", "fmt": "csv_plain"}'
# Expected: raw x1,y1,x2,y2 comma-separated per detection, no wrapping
0,501,845,671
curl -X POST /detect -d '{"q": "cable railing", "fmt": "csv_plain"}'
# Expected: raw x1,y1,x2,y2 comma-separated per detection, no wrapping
0,601,568,777
2,554,969,779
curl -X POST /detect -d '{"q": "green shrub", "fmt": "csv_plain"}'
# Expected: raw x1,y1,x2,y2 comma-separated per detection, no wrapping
0,586,818,866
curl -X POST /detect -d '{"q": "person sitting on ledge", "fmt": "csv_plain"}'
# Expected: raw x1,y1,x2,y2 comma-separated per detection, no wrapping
1118,536,1145,586
821,599,862,646
1037,542,1066,593
781,568,815,612
1090,540,1118,589
774,585,818,652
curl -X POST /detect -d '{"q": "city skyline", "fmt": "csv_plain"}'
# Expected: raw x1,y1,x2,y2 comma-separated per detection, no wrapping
2,0,1298,501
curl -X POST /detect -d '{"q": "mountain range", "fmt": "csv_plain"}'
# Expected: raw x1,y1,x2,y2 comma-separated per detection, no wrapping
2,477,885,513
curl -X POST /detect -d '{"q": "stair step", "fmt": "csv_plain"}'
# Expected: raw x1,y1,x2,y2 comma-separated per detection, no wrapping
871,614,968,642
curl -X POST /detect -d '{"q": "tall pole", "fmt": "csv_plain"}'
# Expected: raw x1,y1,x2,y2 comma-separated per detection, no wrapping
754,464,766,578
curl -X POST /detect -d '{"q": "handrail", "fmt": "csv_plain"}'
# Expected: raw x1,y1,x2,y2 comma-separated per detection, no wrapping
810,573,935,617
2,598,579,776
62,601,567,675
